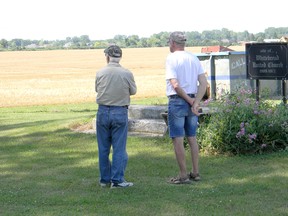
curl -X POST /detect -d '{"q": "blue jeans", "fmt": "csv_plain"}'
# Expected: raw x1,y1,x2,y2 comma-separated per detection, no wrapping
96,105,128,184
168,96,198,138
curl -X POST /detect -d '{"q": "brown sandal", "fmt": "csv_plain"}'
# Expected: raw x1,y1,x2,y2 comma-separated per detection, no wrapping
168,176,191,184
188,172,201,181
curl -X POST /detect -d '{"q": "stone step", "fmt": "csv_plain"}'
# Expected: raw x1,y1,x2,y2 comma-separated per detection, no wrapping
128,105,167,119
85,105,216,137
92,118,168,136
128,118,167,135
92,105,168,137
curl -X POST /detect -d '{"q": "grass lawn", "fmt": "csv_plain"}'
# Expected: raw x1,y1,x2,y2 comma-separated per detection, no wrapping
0,101,287,216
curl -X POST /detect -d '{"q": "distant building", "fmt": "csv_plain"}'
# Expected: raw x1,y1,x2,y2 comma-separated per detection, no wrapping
25,44,39,49
280,36,288,42
263,39,281,43
63,42,73,48
201,45,234,53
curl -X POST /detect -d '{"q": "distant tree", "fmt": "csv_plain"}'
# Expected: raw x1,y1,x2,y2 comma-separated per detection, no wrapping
2,27,288,51
80,35,90,46
12,39,23,47
249,33,256,42
221,28,233,41
186,31,202,46
0,39,8,48
125,35,140,47
66,37,72,42
147,35,161,47
72,36,80,44
39,39,45,46
158,32,170,47
229,32,238,45
51,40,66,49
94,41,107,49
112,35,127,47
202,30,214,40
138,37,149,47
265,27,277,38
237,31,250,42
255,32,265,42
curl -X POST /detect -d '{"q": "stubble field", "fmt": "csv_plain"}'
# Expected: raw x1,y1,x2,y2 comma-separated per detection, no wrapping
0,46,244,107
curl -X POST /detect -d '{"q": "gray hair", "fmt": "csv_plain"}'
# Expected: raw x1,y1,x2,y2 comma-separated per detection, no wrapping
109,57,121,63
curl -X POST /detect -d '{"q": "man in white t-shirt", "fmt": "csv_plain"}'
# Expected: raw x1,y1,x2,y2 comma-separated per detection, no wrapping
166,31,208,184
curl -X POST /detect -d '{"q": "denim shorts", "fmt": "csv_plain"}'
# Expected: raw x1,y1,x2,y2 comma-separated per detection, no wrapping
168,96,198,138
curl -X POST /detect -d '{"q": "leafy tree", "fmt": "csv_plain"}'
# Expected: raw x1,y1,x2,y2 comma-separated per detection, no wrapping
72,36,80,44
66,37,72,42
249,33,255,42
11,39,23,47
138,37,149,47
1,27,287,50
255,32,265,42
94,40,108,49
112,35,127,47
79,35,90,46
147,35,161,47
0,39,8,48
186,31,202,46
125,35,140,47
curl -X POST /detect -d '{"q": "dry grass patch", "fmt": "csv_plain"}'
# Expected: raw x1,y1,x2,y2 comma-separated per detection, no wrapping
0,46,244,107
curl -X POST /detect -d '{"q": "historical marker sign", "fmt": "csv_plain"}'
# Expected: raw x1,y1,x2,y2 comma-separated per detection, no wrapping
246,43,288,80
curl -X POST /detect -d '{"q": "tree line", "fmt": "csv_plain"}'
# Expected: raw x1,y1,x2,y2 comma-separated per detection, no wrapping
1,27,287,51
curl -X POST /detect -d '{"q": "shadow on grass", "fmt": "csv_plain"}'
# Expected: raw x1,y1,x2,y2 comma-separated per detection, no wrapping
0,119,62,132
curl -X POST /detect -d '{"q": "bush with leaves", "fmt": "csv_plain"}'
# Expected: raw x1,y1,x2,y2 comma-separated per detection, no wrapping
198,87,288,155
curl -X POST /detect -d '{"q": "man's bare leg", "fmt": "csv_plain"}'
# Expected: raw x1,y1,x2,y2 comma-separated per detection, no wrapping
172,137,187,178
187,136,199,175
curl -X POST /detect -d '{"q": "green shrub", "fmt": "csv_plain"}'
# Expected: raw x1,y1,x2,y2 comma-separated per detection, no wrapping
198,86,288,155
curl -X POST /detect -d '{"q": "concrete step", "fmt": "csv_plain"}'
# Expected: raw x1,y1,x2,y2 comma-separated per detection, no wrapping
91,105,216,137
128,118,167,135
92,105,168,137
128,105,167,119
92,118,167,136
82,106,215,137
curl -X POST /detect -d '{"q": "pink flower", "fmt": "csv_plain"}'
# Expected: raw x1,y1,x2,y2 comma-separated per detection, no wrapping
261,144,267,148
236,128,245,138
248,133,257,140
203,100,210,106
248,133,257,143
254,110,259,115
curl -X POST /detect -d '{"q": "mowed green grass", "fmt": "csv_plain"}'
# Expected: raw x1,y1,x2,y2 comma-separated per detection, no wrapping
1,101,287,216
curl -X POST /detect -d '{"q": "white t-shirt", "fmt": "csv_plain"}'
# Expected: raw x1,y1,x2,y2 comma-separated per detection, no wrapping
165,50,204,96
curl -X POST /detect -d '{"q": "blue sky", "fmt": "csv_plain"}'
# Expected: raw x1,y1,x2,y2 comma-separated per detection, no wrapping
1,0,287,40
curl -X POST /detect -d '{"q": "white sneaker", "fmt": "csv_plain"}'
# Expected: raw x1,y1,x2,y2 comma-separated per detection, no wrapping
110,181,133,188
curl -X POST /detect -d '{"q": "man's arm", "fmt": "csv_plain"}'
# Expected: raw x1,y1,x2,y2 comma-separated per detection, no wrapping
95,77,98,93
192,73,208,115
170,78,195,106
128,74,137,95
169,73,208,116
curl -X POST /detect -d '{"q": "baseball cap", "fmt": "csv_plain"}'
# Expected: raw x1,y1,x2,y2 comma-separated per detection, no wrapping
104,45,122,58
169,31,186,44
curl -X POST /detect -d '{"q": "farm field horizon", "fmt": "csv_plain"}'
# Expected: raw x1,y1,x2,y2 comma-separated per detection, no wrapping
0,46,244,107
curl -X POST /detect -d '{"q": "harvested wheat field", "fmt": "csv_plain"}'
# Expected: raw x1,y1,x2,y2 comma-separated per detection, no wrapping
0,46,244,107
